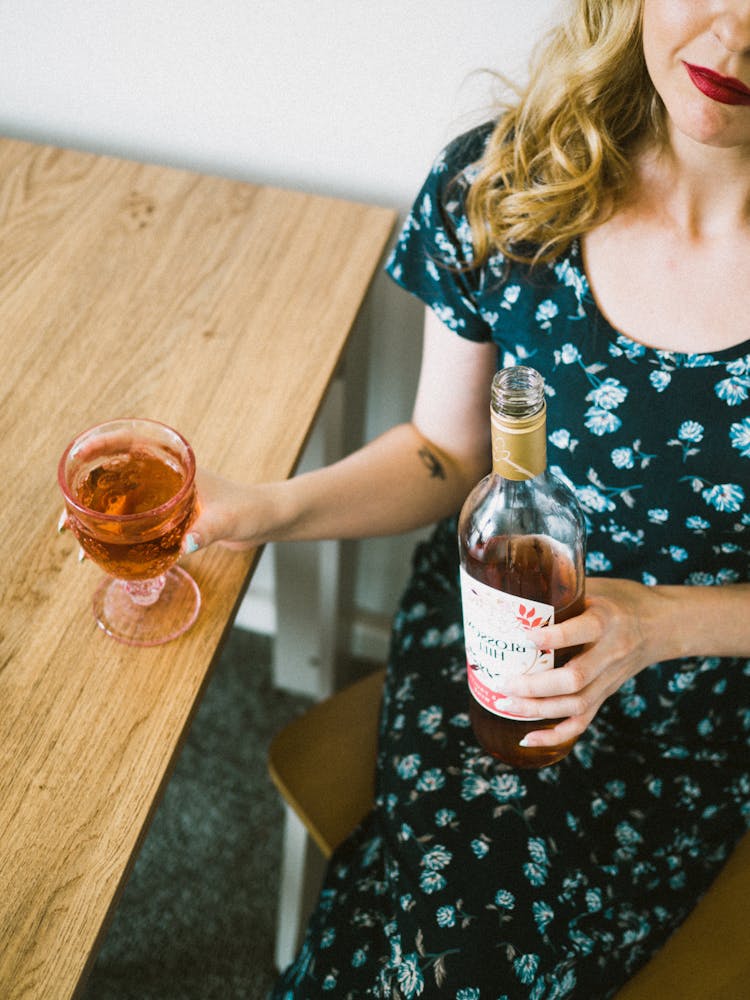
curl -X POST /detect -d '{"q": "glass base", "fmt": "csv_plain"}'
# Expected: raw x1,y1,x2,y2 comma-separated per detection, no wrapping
93,566,200,646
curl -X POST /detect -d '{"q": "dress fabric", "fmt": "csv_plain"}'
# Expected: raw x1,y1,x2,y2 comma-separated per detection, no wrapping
272,125,750,999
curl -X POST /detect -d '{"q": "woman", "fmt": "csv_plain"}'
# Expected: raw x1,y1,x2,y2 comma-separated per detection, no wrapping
189,1,750,995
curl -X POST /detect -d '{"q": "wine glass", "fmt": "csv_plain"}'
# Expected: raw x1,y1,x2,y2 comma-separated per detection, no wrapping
58,418,200,646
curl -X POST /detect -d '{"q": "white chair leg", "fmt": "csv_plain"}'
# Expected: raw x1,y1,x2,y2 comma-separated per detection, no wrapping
274,804,327,972
272,374,344,699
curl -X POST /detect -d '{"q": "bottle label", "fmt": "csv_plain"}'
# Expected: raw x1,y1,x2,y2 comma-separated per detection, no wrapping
459,567,554,720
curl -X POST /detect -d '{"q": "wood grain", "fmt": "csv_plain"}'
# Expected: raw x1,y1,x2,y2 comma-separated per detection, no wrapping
0,137,395,999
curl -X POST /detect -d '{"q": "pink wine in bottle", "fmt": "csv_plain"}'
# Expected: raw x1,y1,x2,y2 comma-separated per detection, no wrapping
458,366,586,768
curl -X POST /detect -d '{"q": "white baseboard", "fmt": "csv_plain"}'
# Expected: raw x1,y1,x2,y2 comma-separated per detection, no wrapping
232,585,277,636
232,587,391,664
348,610,390,663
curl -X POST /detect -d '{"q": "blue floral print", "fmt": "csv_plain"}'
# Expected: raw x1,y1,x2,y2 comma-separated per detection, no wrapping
273,125,749,999
730,417,750,456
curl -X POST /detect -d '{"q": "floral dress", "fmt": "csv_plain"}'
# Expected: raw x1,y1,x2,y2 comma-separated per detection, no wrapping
271,125,750,999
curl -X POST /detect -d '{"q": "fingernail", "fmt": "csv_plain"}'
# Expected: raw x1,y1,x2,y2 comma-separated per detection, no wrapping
57,511,69,533
77,547,87,563
184,533,200,554
519,736,534,748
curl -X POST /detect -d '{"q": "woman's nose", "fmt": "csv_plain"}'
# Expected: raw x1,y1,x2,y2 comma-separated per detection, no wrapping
712,2,750,54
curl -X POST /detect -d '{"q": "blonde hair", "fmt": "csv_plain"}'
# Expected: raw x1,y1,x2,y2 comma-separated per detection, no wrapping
466,0,662,265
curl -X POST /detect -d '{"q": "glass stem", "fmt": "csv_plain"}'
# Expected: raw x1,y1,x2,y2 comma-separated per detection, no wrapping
124,575,167,606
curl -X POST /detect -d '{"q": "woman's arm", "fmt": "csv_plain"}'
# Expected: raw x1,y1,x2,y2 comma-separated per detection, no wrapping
498,577,750,748
186,308,497,550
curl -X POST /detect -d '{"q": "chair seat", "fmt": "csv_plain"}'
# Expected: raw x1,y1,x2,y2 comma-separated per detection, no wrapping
268,668,386,858
613,827,750,1000
268,669,750,995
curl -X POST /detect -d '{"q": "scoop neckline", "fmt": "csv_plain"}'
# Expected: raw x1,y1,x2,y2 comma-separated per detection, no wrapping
568,238,750,367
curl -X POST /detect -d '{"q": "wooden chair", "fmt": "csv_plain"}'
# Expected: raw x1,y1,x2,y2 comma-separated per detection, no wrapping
268,669,750,996
268,667,386,969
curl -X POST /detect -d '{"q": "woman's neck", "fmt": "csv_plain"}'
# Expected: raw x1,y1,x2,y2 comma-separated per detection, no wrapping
581,126,750,356
636,127,750,241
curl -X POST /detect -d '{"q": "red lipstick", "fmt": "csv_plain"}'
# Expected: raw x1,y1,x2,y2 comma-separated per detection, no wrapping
684,62,750,106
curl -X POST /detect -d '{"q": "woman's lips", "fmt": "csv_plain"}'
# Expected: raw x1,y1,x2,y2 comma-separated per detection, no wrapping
684,62,750,106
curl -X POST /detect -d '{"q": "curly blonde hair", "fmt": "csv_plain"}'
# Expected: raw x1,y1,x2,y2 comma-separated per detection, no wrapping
466,0,662,265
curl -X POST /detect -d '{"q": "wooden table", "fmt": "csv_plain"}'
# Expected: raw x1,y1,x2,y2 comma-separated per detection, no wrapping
0,137,395,999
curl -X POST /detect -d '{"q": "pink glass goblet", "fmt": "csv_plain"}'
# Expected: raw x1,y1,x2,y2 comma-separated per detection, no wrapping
58,418,200,646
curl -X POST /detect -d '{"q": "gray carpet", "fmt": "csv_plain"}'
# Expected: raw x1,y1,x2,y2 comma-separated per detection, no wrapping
80,628,313,1000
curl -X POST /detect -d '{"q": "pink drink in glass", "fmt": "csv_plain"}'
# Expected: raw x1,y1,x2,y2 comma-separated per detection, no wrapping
58,418,200,645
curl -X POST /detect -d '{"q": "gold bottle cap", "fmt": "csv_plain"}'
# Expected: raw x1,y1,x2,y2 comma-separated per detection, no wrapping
490,399,547,480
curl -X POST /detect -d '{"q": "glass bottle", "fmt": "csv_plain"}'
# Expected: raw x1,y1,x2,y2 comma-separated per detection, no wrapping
458,366,586,768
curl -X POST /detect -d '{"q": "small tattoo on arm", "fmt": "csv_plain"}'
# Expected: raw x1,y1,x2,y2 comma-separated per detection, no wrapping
418,446,446,480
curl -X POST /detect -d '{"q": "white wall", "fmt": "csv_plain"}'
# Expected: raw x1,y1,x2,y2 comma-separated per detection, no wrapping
0,0,555,649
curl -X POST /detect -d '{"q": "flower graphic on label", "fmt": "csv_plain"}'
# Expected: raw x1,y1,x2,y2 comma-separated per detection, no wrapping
515,604,551,629
459,568,557,718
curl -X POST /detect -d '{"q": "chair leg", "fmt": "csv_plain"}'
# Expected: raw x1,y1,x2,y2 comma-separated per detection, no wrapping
271,375,344,699
274,803,328,972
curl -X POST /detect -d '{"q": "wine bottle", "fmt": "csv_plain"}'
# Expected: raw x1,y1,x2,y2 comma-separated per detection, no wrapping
458,366,586,768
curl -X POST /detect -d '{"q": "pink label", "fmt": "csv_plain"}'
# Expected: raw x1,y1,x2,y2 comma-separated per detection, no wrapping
459,567,553,720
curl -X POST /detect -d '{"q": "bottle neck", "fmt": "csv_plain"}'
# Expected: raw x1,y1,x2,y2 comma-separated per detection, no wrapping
490,404,547,481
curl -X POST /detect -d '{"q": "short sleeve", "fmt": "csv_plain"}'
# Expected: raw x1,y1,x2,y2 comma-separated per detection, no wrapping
385,124,497,343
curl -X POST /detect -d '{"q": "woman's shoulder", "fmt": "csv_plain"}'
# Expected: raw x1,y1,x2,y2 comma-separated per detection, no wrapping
428,120,497,192
440,120,496,167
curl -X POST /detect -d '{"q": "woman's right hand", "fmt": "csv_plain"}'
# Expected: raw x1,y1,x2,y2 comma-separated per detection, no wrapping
183,468,264,553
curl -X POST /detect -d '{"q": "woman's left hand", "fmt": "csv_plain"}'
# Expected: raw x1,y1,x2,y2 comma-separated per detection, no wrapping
499,577,676,748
